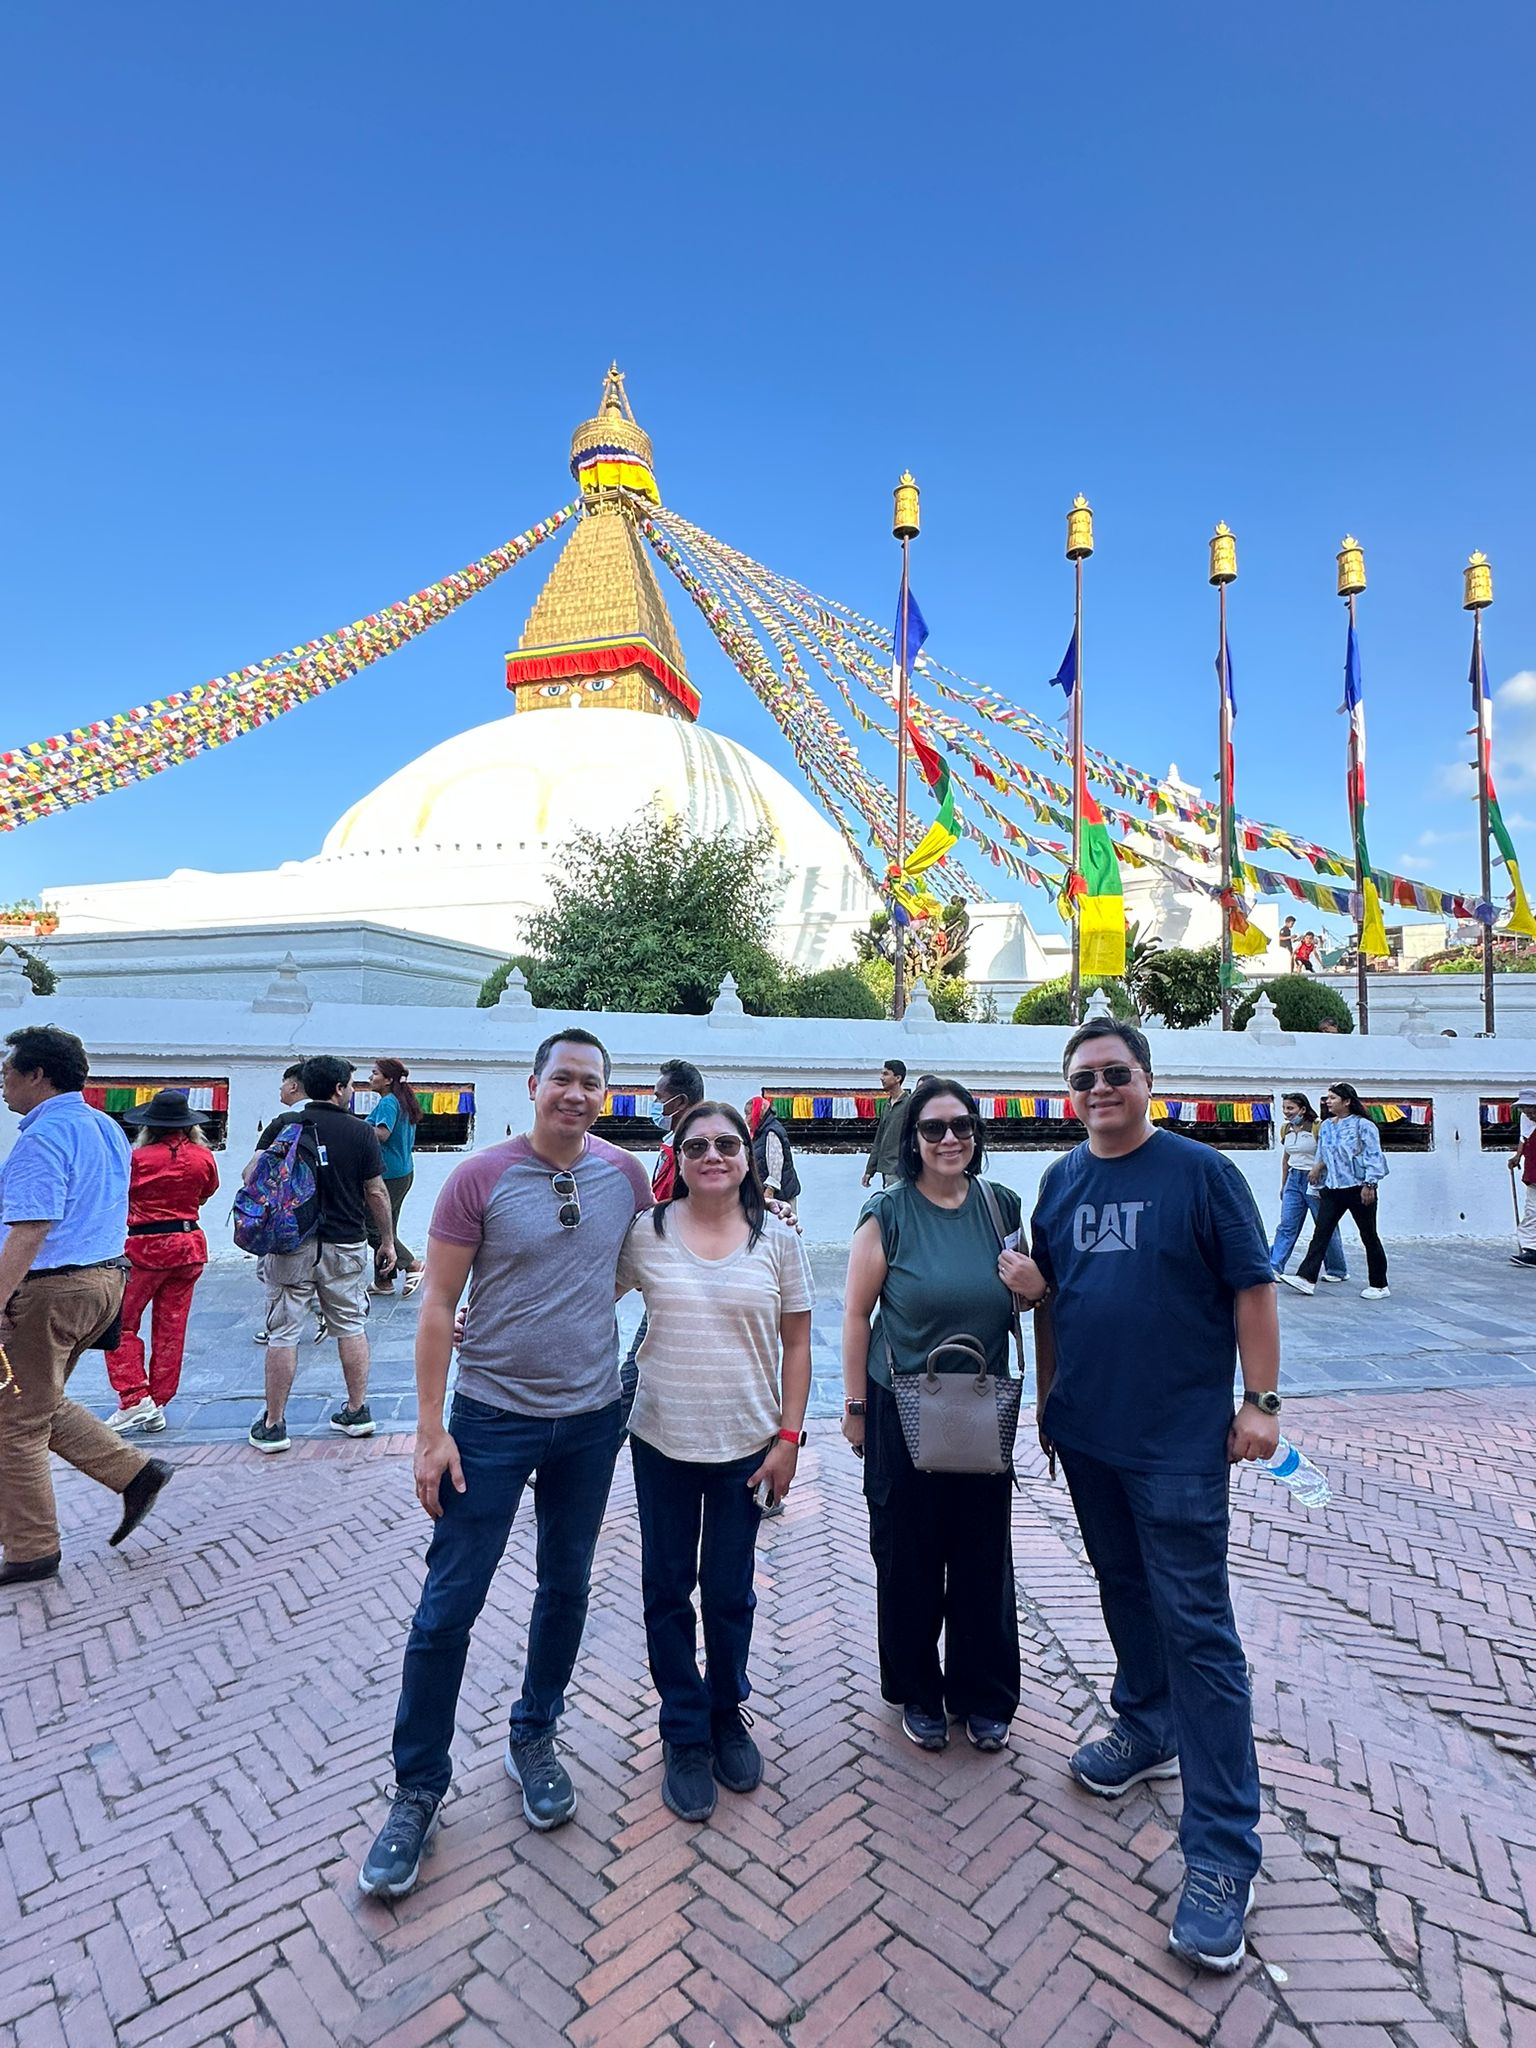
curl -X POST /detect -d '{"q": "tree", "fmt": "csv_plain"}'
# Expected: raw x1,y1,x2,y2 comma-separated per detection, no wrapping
1139,946,1222,1029
856,956,974,1022
1119,921,1164,1012
1231,976,1354,1033
1011,975,1137,1026
476,954,553,1009
512,810,790,1015
779,965,885,1020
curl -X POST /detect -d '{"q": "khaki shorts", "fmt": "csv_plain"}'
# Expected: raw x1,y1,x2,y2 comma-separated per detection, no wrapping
263,1241,370,1346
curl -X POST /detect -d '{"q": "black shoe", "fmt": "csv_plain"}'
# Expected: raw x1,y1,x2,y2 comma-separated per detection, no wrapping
248,1414,291,1454
330,1403,376,1438
1510,1251,1536,1266
662,1741,717,1821
0,1552,61,1587
711,1707,762,1793
109,1460,173,1548
358,1786,441,1897
314,1315,330,1343
902,1706,948,1751
966,1716,1010,1753
504,1732,576,1830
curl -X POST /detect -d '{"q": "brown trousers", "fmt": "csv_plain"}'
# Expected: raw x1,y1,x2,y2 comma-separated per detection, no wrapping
0,1265,145,1564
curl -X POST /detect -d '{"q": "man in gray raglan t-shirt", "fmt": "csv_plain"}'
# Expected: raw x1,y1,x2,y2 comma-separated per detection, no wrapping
360,1029,652,1898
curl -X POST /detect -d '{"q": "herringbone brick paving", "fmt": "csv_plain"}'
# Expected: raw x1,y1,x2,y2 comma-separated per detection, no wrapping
3,1391,1534,2046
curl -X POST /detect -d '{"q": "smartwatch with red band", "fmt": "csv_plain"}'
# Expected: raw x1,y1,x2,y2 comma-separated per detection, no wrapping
778,1427,807,1446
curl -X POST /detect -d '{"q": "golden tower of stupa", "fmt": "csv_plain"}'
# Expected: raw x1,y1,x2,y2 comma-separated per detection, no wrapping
504,367,698,720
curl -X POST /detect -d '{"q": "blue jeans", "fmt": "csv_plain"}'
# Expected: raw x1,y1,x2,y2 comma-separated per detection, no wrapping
1271,1169,1346,1278
391,1393,623,1799
1059,1447,1262,1881
630,1434,763,1745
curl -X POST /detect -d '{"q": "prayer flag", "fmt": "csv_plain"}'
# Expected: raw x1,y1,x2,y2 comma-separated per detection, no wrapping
1344,619,1390,957
1050,628,1078,700
1070,789,1126,975
1473,643,1536,937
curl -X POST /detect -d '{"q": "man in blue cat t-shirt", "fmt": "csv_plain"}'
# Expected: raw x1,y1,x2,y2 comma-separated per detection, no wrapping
1001,1017,1280,1976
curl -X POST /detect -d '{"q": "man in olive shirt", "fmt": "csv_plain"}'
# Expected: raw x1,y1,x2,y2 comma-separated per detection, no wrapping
862,1060,911,1188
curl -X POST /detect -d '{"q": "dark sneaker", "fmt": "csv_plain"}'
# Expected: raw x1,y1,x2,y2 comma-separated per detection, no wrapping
662,1741,717,1821
1168,1864,1255,1972
710,1708,762,1793
358,1787,441,1897
314,1315,330,1343
1070,1723,1179,1797
253,1327,270,1346
901,1706,948,1751
248,1414,291,1454
330,1403,376,1438
504,1732,576,1831
0,1552,61,1587
1511,1251,1536,1266
966,1716,1010,1753
109,1459,173,1547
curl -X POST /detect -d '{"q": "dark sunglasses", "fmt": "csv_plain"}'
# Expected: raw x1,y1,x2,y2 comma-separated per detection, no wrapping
550,1169,581,1229
1067,1064,1140,1093
679,1134,744,1160
915,1115,977,1143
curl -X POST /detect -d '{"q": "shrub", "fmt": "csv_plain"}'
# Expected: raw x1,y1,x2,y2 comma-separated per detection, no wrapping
856,957,974,1022
477,954,551,1008
780,966,885,1020
1139,946,1222,1029
1012,975,1137,1026
1231,976,1354,1033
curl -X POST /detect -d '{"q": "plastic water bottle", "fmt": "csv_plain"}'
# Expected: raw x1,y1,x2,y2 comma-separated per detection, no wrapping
1260,1437,1331,1508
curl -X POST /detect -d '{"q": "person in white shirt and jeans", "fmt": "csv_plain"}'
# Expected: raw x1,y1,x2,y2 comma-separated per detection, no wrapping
1280,1082,1389,1299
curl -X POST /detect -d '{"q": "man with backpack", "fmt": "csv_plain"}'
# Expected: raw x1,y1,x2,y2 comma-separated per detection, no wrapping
251,1063,307,1349
242,1054,395,1454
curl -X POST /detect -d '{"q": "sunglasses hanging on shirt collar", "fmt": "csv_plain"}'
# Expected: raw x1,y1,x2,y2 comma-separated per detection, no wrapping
550,1170,581,1229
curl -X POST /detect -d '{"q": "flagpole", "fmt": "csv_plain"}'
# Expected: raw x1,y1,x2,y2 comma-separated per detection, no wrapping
1465,549,1495,1036
892,472,921,1021
1066,495,1094,1024
1338,536,1370,1035
1210,522,1238,1028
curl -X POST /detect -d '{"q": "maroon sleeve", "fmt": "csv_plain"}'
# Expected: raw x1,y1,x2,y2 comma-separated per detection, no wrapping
591,1136,655,1217
430,1142,518,1247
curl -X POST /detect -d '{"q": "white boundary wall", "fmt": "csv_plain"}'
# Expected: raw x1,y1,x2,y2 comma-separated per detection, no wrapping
1,988,1528,1258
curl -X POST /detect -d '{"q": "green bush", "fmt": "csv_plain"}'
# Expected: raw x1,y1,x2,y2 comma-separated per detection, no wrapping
1139,946,1222,1029
780,966,885,1020
856,957,974,1022
1231,976,1354,1033
1429,947,1536,974
477,954,552,1008
1012,975,1137,1026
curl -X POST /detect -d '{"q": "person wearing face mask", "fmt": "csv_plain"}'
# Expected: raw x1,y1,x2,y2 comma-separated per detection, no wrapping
1269,1094,1347,1283
620,1061,705,1429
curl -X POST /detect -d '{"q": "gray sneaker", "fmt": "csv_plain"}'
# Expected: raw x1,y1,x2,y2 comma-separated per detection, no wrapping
358,1787,441,1897
504,1732,576,1830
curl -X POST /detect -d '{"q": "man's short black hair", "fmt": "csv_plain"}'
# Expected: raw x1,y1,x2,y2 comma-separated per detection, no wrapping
657,1058,704,1106
282,1062,305,1082
299,1053,354,1102
5,1025,89,1094
532,1028,611,1082
1061,1016,1154,1078
881,1058,907,1080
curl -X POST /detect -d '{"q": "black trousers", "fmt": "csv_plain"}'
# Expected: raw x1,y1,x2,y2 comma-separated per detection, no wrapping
1298,1186,1388,1289
862,1378,1020,1722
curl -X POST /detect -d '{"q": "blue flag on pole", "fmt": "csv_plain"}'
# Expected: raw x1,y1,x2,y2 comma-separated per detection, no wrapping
892,590,929,674
1050,628,1078,700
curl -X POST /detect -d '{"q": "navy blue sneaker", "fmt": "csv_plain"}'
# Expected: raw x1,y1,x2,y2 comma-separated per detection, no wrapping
1069,1722,1179,1797
965,1716,1010,1753
901,1706,948,1751
358,1786,441,1897
504,1732,576,1830
1168,1863,1255,1972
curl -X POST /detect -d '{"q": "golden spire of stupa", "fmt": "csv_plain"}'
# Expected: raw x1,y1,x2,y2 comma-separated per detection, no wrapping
505,368,697,720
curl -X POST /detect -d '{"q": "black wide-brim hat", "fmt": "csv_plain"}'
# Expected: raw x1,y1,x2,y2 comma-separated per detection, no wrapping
121,1089,202,1131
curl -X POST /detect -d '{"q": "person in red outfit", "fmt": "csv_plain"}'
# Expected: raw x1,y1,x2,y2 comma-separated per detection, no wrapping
105,1091,220,1433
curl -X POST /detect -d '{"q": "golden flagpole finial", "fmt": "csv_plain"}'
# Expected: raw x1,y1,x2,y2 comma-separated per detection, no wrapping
1463,549,1493,610
1066,494,1095,561
1208,521,1237,586
892,472,921,540
1337,535,1366,599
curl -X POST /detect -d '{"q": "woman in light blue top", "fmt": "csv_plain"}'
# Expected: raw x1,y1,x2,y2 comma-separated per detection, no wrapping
366,1057,422,1294
1280,1082,1389,1299
1270,1093,1346,1282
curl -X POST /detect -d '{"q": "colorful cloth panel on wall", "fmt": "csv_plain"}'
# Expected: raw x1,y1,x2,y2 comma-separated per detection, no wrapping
83,1082,228,1113
1364,1101,1432,1125
571,446,660,504
504,637,700,718
349,1087,475,1117
1482,1101,1523,1125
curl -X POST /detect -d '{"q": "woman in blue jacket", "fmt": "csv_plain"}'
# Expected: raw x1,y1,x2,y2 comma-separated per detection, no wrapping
366,1057,423,1295
1280,1082,1389,1300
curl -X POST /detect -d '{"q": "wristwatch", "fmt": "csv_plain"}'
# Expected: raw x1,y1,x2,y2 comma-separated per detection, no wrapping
1242,1389,1282,1416
843,1399,866,1418
778,1427,808,1446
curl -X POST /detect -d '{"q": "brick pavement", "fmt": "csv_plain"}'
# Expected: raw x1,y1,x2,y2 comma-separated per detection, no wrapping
3,1390,1534,2047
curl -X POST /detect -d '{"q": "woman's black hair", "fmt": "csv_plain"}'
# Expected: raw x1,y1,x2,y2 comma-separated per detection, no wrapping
654,1099,766,1247
895,1076,987,1184
375,1056,423,1127
1326,1081,1370,1120
1282,1091,1319,1129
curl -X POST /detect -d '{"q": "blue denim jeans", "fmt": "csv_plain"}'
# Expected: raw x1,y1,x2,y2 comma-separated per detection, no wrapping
391,1393,623,1800
1059,1447,1262,1881
1271,1169,1346,1278
630,1434,763,1745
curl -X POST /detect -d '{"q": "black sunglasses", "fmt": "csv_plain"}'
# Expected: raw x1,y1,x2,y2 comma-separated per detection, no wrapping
1067,1064,1140,1093
679,1134,745,1160
550,1170,581,1229
915,1115,977,1143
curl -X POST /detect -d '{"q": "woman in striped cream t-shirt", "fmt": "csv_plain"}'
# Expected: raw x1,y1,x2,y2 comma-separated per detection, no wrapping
617,1099,813,1826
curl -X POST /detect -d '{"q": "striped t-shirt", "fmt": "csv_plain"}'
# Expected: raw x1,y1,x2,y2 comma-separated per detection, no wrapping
617,1211,814,1463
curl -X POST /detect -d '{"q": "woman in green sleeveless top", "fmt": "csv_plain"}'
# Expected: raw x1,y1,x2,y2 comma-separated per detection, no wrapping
840,1077,1048,1753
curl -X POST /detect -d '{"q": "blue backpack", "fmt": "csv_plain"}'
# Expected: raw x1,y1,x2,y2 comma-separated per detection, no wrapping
233,1116,321,1257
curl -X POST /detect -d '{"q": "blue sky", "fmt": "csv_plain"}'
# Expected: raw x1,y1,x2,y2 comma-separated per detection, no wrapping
3,2,1533,936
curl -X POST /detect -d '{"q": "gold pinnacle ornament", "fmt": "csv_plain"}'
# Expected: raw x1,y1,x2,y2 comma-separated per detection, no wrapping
1066,494,1095,561
1463,550,1494,611
1208,521,1238,586
892,472,921,540
1336,535,1366,599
